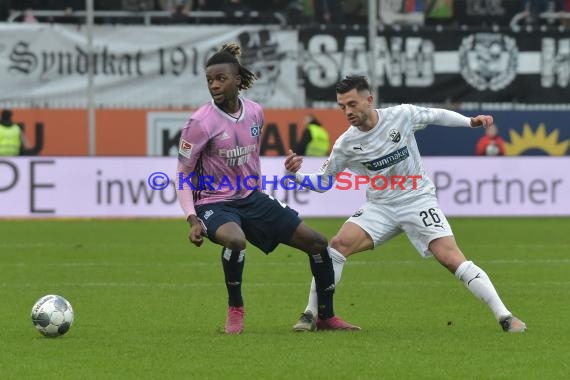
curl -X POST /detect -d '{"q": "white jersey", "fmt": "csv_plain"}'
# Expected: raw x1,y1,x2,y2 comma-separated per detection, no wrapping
313,104,471,204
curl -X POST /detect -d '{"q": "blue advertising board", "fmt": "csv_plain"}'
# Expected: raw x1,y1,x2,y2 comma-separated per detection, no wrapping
416,111,570,156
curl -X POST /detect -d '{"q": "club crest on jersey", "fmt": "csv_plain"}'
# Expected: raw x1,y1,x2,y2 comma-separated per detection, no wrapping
389,129,401,143
319,159,330,172
250,124,261,137
179,139,193,158
352,208,364,217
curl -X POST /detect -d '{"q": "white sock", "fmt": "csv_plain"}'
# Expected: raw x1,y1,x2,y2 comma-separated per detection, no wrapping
306,247,346,316
455,260,511,321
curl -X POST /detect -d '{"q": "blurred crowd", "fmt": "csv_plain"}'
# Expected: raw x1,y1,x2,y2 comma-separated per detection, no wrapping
1,0,570,26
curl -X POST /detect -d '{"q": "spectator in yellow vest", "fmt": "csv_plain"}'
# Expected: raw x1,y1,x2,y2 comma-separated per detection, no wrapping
0,109,28,156
296,114,330,156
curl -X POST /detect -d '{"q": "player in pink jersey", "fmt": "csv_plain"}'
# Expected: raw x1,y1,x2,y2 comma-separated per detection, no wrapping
176,43,358,334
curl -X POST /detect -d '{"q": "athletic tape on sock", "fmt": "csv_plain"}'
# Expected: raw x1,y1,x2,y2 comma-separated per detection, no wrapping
223,248,245,262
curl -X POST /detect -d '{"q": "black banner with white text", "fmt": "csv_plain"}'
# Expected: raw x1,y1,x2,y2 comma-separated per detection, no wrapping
300,27,570,104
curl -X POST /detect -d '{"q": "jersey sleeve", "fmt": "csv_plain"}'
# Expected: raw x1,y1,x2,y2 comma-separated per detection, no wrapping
177,118,209,169
406,104,471,131
176,160,197,220
293,142,348,193
320,142,348,178
176,118,209,219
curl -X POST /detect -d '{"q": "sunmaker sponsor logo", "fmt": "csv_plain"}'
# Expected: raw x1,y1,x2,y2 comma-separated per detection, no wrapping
361,146,409,171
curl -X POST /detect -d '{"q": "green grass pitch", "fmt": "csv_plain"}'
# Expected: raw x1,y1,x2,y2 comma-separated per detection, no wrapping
1,217,569,379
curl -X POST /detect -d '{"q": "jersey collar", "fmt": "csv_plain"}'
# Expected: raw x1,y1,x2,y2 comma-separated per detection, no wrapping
211,97,246,123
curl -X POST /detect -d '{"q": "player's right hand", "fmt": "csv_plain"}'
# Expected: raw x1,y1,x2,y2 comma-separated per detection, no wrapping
285,149,303,173
189,224,205,247
187,215,207,247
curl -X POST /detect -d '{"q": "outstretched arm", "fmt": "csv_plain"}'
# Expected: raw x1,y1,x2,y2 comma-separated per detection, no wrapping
284,149,334,193
411,106,493,129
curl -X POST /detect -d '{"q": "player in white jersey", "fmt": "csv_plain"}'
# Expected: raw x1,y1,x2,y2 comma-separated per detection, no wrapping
285,75,526,333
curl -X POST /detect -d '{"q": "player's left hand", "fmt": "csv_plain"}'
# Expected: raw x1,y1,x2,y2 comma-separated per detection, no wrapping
470,115,493,128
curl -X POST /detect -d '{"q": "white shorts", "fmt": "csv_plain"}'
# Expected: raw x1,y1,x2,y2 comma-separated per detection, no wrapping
346,195,453,257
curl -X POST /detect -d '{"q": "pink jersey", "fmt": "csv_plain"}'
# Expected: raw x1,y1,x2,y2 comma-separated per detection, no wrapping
177,96,264,217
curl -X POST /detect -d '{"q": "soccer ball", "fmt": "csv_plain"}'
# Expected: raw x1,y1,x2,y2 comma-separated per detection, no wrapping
31,295,74,338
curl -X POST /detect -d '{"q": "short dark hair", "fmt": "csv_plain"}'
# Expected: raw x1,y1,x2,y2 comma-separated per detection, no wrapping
206,43,256,91
335,75,370,94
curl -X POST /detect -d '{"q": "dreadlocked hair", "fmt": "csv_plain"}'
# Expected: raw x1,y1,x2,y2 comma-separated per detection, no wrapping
206,43,256,91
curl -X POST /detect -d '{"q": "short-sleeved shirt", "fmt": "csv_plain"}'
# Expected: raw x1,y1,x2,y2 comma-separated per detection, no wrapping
178,96,264,206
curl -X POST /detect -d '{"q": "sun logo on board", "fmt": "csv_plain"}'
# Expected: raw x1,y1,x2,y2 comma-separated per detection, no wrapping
504,123,569,156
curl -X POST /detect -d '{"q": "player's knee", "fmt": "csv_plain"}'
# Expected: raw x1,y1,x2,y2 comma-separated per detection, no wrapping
223,236,246,251
431,242,465,273
300,231,327,255
311,232,328,252
290,223,328,254
330,235,350,255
